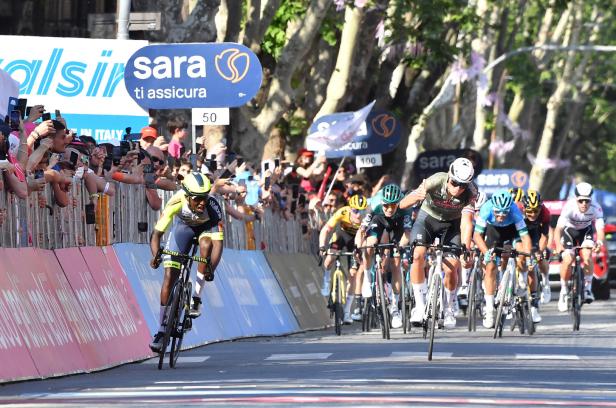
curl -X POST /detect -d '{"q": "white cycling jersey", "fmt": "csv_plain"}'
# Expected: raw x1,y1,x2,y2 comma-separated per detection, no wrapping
556,198,605,231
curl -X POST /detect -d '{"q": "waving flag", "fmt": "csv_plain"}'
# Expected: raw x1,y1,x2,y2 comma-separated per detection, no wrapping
306,100,376,152
0,68,19,118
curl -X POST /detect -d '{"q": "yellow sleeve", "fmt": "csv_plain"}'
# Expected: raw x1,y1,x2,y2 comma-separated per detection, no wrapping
154,191,184,232
326,207,347,229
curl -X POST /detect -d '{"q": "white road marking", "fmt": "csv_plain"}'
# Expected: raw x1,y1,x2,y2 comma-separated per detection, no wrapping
514,354,579,360
266,353,332,361
390,351,453,359
142,356,210,364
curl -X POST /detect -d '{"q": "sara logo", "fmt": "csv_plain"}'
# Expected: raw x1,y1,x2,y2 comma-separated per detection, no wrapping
124,42,262,110
215,49,250,84
371,114,396,138
510,170,528,188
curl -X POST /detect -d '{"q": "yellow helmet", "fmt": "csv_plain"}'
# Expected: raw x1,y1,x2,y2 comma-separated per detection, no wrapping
348,194,368,210
508,187,524,203
181,172,212,197
523,190,542,210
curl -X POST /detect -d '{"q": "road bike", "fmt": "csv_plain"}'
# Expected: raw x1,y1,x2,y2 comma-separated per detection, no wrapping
466,248,483,332
361,243,395,340
420,238,463,361
319,248,354,335
565,246,586,331
153,243,209,370
492,247,533,339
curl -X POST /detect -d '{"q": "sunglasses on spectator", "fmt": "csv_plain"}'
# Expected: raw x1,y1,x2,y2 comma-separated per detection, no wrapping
449,179,468,188
577,199,590,204
151,156,164,165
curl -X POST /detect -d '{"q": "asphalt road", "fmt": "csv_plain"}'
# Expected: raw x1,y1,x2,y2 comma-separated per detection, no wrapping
1,294,616,407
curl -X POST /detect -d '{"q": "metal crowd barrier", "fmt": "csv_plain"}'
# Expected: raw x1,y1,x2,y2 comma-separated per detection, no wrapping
0,185,318,254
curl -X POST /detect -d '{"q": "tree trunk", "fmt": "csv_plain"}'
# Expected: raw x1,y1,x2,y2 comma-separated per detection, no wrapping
250,0,333,137
315,6,364,118
222,0,242,42
529,1,582,192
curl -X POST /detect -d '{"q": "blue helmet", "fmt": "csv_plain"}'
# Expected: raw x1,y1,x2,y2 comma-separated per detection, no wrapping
382,184,403,204
491,189,513,212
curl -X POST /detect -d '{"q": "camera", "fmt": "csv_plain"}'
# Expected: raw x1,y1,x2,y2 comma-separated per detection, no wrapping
112,146,123,166
69,151,79,167
103,156,113,172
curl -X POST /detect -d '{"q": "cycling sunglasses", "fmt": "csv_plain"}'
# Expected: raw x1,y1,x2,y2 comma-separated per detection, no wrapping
525,208,539,215
493,209,510,216
189,195,208,203
449,179,468,188
577,199,590,204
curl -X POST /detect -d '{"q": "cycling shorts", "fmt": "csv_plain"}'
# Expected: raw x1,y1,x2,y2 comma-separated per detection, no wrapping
484,223,519,254
163,218,223,269
561,225,594,250
410,210,462,255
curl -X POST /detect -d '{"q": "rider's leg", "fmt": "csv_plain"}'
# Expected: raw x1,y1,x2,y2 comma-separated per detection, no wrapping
581,246,594,301
443,256,459,306
321,254,335,296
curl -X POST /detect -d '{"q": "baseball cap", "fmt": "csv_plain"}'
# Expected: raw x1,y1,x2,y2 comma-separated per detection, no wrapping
298,148,314,158
141,126,158,141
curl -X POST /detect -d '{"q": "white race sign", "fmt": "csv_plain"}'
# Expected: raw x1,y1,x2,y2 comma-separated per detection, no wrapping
191,108,230,126
356,153,382,168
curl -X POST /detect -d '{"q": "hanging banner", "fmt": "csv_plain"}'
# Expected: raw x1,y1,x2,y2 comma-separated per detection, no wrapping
306,107,401,158
413,149,483,184
475,169,529,195
124,43,263,109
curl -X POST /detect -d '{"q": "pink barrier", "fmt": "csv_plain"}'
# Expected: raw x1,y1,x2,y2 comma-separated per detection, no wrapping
3,248,88,378
80,246,152,362
0,249,39,382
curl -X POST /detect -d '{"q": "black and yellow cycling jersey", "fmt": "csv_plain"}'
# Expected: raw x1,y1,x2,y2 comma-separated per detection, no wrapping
326,205,361,235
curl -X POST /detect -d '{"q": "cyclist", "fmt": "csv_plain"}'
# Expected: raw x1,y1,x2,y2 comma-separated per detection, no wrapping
458,190,488,308
518,190,552,310
473,190,532,329
554,182,605,311
361,184,412,329
148,172,224,352
319,194,369,323
400,158,478,329
509,187,525,203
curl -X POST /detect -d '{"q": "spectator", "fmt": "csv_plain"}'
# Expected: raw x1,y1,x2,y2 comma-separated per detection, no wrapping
139,126,157,150
167,117,188,160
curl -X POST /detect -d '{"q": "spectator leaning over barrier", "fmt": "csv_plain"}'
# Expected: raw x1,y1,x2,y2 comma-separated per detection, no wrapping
0,123,27,199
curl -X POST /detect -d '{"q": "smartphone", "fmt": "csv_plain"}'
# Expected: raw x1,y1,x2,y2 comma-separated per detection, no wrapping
274,158,280,168
236,157,244,167
112,146,122,166
120,140,130,156
264,176,271,190
85,203,96,224
17,99,27,118
25,106,32,117
10,110,20,131
34,169,44,179
220,168,232,179
248,175,254,182
41,112,51,121
69,151,79,167
206,159,217,172
103,156,113,171
264,162,270,172
55,109,61,118
189,154,198,168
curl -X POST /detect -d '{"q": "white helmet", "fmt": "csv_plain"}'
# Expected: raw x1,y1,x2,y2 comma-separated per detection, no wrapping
449,157,474,184
474,191,487,211
574,182,593,199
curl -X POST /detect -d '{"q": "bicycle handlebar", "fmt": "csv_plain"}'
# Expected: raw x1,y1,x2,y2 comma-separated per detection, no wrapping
491,247,530,257
157,248,209,265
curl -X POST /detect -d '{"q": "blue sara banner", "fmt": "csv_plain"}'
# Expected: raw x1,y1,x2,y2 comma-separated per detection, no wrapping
124,43,263,110
475,169,529,194
307,110,402,158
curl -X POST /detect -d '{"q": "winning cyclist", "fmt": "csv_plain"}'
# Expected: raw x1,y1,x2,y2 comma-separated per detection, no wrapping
400,158,478,329
554,182,605,311
148,172,224,352
517,190,552,308
319,194,369,323
473,190,532,328
361,184,412,329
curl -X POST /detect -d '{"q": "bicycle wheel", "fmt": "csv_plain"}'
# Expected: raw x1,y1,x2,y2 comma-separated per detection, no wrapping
524,299,534,335
572,264,582,331
158,280,182,370
401,269,408,334
427,274,441,361
376,267,390,340
515,300,525,335
170,282,191,368
493,269,510,339
467,269,477,332
333,271,344,335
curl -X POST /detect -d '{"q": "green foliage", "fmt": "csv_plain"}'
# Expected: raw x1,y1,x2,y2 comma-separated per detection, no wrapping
319,8,344,47
261,0,309,60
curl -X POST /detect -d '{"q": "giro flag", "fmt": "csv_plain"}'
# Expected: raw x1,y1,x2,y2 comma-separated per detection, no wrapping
306,101,376,152
124,43,263,109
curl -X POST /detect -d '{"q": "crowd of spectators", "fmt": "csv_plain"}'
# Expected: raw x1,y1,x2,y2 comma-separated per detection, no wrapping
0,105,391,237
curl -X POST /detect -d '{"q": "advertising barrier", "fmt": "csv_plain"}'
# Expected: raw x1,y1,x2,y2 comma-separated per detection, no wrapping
265,253,331,330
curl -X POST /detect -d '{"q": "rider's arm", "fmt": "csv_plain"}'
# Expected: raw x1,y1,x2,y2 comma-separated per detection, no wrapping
319,224,333,248
460,208,474,249
399,179,426,209
150,229,163,257
473,207,489,254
